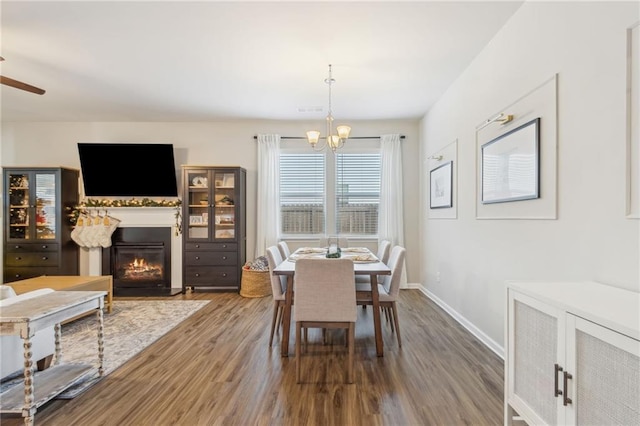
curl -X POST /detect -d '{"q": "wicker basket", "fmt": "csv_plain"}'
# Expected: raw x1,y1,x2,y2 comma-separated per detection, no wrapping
240,268,271,298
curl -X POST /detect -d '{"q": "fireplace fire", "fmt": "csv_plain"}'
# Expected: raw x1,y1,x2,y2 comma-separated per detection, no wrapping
121,257,163,279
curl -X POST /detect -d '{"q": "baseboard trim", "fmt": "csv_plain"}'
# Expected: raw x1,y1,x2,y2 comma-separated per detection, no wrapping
405,283,504,359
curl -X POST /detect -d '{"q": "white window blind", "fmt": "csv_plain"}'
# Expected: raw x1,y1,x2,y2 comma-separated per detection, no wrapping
335,153,380,235
280,153,325,234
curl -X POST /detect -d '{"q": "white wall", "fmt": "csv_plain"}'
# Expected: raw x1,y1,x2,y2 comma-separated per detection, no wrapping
420,1,640,355
0,119,420,283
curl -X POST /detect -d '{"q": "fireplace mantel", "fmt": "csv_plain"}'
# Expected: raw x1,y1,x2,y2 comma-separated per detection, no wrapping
85,207,182,289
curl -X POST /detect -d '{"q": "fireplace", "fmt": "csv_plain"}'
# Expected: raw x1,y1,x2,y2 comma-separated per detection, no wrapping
103,227,175,295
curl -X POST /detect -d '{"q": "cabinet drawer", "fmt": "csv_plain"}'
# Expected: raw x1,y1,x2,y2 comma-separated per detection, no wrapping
184,266,238,286
5,252,59,267
185,242,238,251
3,267,57,283
184,251,237,266
5,243,59,253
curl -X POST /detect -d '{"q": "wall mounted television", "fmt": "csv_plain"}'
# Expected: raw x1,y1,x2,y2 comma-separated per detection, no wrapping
77,143,179,197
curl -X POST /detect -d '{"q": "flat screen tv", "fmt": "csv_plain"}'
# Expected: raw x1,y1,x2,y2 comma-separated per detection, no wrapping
77,143,179,197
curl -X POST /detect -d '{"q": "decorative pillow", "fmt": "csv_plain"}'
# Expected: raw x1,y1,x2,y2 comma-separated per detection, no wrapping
0,285,16,301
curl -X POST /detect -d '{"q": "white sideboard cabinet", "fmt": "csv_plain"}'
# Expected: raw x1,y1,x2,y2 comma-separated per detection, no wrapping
505,281,639,425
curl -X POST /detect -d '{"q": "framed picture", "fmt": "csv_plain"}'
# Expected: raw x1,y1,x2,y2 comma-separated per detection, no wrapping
189,215,203,225
430,161,453,209
481,118,540,204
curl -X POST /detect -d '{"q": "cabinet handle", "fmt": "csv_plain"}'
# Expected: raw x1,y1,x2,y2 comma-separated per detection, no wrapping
14,256,22,261
14,245,21,249
41,245,48,249
195,256,200,260
563,371,573,406
42,256,48,260
554,364,563,397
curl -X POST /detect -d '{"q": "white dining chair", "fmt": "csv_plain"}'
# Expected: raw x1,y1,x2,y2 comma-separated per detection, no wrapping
277,241,291,259
357,245,406,347
266,246,287,347
355,240,391,286
294,258,356,384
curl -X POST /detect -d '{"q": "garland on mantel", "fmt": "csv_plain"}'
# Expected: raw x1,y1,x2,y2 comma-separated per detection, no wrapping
70,198,182,235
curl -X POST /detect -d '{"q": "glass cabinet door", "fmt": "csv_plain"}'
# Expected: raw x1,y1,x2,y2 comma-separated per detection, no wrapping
7,171,58,240
213,171,236,240
35,172,57,239
8,172,31,239
185,170,210,240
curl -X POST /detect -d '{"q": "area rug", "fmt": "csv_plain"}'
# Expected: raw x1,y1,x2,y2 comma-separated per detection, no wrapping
0,300,210,399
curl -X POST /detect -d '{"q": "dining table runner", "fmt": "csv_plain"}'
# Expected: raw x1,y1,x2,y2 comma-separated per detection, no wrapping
288,247,379,263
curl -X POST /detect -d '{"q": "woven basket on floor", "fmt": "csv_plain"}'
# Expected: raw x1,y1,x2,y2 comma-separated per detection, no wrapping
240,268,271,298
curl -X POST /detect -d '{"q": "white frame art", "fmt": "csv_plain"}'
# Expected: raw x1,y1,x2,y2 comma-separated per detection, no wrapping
481,118,540,204
430,161,453,209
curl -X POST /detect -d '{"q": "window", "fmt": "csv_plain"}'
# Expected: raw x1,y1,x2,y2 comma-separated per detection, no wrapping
280,153,325,234
280,151,381,237
336,154,380,235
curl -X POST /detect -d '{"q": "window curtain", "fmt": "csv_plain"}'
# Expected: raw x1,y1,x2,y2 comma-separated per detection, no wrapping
379,134,407,287
255,134,281,257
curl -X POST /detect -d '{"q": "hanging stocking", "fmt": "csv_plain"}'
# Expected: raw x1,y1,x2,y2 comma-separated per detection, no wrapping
100,215,121,248
71,216,87,247
87,214,105,248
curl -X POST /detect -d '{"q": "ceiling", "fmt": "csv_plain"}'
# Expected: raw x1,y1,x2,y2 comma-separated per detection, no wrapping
0,1,523,123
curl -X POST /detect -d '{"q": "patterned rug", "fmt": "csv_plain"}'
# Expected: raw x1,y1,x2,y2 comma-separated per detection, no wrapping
0,300,210,399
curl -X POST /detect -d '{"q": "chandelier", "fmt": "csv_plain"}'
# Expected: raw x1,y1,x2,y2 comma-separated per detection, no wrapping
306,64,351,152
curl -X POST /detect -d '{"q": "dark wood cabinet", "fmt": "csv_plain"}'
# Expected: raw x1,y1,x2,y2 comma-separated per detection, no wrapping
181,166,246,292
3,167,80,283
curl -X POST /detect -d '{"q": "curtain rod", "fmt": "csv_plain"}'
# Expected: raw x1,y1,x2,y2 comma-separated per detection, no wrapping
253,135,405,140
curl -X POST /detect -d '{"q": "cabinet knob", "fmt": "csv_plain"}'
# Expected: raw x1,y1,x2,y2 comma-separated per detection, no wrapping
195,273,200,277
222,256,227,260
14,245,21,249
14,256,22,261
195,256,200,260
41,245,48,249
42,256,48,260
195,244,200,248
222,244,227,248
222,273,227,277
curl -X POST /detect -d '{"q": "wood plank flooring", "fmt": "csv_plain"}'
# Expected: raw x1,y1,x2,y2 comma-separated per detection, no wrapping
1,290,504,425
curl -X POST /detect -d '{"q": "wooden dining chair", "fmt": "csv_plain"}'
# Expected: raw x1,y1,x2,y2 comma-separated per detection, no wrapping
266,246,287,347
356,245,406,347
294,258,356,384
277,241,291,259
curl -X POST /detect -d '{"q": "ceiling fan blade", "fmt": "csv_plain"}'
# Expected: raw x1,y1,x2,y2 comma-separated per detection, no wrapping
0,56,46,95
0,75,46,95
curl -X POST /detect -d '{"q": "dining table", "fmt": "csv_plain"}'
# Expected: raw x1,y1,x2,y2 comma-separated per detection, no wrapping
273,246,391,357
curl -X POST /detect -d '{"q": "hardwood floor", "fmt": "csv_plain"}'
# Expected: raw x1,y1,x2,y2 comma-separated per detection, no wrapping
1,290,504,425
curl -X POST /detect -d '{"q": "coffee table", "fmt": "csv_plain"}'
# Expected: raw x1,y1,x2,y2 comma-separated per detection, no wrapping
0,290,106,425
8,276,113,314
